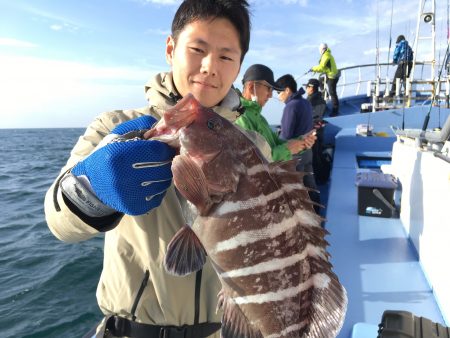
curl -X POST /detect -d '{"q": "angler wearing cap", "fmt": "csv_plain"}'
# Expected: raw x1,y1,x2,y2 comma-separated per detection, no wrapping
310,43,340,117
305,78,331,186
305,78,327,123
235,64,316,162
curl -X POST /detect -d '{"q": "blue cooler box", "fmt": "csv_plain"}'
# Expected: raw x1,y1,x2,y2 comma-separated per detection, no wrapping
356,171,398,218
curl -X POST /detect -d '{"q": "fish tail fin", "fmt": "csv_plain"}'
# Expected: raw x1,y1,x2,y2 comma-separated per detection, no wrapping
306,274,347,338
164,224,207,276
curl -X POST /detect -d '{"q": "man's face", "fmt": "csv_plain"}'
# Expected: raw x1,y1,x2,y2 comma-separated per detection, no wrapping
166,18,242,108
306,86,314,96
253,81,273,107
277,88,289,104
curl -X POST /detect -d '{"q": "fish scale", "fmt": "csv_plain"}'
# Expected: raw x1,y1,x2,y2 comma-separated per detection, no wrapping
145,94,347,338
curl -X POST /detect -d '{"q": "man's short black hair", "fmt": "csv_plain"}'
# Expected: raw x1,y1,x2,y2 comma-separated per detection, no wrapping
171,0,251,63
396,35,406,43
275,74,297,93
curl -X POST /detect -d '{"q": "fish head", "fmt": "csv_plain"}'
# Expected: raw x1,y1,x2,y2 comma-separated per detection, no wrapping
147,93,234,163
147,94,246,211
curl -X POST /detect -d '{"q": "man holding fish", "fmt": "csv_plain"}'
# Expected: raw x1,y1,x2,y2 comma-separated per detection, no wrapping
45,1,251,336
45,0,346,337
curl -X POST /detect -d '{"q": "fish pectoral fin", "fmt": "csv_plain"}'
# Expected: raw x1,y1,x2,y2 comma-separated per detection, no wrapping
172,154,212,215
220,292,263,338
164,224,207,276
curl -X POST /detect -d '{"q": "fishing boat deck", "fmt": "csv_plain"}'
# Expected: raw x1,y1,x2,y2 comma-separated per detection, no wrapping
324,128,444,338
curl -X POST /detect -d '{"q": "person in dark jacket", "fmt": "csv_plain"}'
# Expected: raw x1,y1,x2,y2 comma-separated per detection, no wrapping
305,78,331,186
390,35,414,96
305,78,327,123
275,74,320,212
275,75,313,144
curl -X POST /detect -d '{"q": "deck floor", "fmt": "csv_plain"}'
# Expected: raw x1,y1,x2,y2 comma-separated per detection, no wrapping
323,130,444,338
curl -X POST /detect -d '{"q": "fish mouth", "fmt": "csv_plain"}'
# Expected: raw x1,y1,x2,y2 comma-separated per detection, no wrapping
144,94,199,147
149,130,182,148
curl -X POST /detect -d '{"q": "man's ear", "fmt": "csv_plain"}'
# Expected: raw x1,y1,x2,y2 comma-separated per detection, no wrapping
165,35,175,65
243,81,253,97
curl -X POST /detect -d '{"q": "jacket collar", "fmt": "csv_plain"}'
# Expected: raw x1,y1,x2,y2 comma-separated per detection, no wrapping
286,87,305,104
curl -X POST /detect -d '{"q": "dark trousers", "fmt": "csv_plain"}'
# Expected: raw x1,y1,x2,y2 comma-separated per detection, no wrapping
311,127,328,185
327,77,339,116
390,61,413,95
296,149,320,213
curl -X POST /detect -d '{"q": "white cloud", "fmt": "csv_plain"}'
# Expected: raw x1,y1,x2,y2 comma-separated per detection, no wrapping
363,47,391,56
250,0,308,6
50,24,63,31
19,5,82,33
253,29,288,38
0,38,37,48
146,28,171,36
49,22,79,33
279,0,308,6
0,55,165,128
22,5,82,26
139,0,181,4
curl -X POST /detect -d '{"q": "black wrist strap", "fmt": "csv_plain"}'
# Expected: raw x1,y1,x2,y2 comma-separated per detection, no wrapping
61,192,123,232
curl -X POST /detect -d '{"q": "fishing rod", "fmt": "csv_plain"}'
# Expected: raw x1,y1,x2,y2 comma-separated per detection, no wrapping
386,0,395,78
421,38,450,131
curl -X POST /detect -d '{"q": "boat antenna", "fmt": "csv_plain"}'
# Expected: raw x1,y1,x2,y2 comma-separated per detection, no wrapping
375,0,380,80
367,0,381,137
422,40,450,131
386,0,395,78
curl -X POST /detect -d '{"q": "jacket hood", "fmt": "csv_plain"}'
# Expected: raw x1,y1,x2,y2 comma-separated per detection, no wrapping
144,72,181,119
286,87,305,103
144,72,241,121
324,48,332,54
239,96,263,114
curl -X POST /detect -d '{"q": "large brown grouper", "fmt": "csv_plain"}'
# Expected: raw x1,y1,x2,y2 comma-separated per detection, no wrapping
145,94,347,338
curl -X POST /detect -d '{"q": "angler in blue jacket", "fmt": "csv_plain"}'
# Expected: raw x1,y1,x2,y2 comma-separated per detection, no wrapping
276,75,313,140
390,34,414,96
275,74,320,212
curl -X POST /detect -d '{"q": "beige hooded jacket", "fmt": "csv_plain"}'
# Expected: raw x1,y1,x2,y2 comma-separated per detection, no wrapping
44,72,272,337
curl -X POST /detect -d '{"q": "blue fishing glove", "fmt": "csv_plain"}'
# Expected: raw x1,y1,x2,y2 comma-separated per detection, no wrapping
65,115,175,216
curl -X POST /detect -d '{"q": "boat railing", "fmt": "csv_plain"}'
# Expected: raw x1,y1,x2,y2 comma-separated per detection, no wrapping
327,62,450,111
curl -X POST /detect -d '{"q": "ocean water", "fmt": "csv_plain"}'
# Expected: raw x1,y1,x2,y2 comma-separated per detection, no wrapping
0,129,104,338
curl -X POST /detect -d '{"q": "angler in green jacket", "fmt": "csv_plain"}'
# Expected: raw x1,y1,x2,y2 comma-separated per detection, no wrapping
235,64,316,162
311,43,340,116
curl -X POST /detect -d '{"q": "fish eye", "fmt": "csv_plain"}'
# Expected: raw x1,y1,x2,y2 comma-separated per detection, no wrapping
207,117,222,131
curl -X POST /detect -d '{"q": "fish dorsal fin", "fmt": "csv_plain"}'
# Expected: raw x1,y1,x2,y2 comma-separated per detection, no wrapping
220,290,263,338
164,225,207,276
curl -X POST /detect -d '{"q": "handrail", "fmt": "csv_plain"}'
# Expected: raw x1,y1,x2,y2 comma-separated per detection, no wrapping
333,62,442,99
338,61,427,72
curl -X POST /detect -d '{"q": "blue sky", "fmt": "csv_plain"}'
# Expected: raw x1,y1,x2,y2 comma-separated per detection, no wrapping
0,0,447,128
